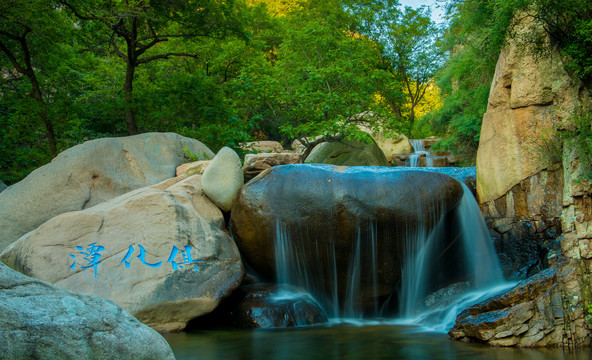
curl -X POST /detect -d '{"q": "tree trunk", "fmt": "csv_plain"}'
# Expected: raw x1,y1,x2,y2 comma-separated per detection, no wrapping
123,62,138,135
388,100,402,118
29,72,57,154
409,104,416,129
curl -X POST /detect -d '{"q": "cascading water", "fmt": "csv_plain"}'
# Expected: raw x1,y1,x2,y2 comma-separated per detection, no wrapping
233,165,508,332
408,139,431,167
396,183,510,331
267,168,507,330
273,218,381,319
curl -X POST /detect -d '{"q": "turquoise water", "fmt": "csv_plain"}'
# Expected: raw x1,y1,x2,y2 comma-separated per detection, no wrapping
164,323,590,360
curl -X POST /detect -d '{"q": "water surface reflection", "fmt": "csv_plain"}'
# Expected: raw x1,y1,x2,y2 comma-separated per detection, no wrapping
164,324,589,360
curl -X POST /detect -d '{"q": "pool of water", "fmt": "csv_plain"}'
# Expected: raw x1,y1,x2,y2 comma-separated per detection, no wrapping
164,323,589,360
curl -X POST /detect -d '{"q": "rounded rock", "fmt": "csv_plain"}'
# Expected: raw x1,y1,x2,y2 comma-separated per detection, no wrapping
201,147,244,212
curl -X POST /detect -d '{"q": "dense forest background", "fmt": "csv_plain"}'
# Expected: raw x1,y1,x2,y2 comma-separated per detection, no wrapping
1,0,590,184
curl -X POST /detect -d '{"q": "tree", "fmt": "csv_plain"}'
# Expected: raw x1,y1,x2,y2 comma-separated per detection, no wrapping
0,0,63,154
234,0,393,157
380,7,441,130
59,0,246,135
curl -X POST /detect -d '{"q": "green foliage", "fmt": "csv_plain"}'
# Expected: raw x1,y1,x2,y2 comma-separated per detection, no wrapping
427,0,592,164
17,0,588,184
423,0,529,162
532,0,592,83
233,0,399,149
562,110,592,181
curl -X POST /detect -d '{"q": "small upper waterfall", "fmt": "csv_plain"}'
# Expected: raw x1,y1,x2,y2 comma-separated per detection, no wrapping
408,139,432,167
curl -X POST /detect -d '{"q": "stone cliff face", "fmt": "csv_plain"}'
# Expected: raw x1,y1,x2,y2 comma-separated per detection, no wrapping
476,16,588,279
462,15,592,347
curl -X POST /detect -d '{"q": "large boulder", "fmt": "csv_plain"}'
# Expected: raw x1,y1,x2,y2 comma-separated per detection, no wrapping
0,132,214,252
0,262,175,360
357,125,413,158
305,140,389,166
243,153,302,182
201,147,244,212
1,175,244,332
231,164,464,314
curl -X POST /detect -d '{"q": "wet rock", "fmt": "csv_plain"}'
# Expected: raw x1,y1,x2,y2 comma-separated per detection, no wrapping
481,167,563,279
201,147,244,212
0,263,175,360
449,261,591,347
176,160,211,176
231,164,464,313
422,156,449,167
0,132,214,252
398,167,477,197
305,140,389,166
1,175,244,332
191,284,328,329
243,153,302,182
424,282,470,308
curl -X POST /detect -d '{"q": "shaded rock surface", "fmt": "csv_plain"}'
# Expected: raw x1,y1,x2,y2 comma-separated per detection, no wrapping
243,153,302,182
1,175,244,332
231,164,464,313
305,140,389,166
0,132,214,252
190,284,328,329
0,262,175,360
201,147,244,212
0,180,6,193
449,259,591,347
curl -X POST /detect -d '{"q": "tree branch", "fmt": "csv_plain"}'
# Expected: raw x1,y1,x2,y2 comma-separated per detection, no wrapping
136,52,198,64
111,34,127,60
58,1,100,21
0,38,26,74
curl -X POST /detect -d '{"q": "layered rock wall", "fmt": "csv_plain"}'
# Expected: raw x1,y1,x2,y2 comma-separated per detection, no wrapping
461,14,592,347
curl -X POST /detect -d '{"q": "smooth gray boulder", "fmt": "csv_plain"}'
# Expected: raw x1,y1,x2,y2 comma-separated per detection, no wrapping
0,262,175,360
201,147,244,212
305,140,389,166
0,132,214,252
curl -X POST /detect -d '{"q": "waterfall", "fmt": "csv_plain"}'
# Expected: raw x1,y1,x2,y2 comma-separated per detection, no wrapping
273,218,380,319
266,167,505,330
410,139,425,152
397,183,508,330
408,140,431,167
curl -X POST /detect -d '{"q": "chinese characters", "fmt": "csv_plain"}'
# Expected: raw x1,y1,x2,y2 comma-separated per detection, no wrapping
69,244,203,278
